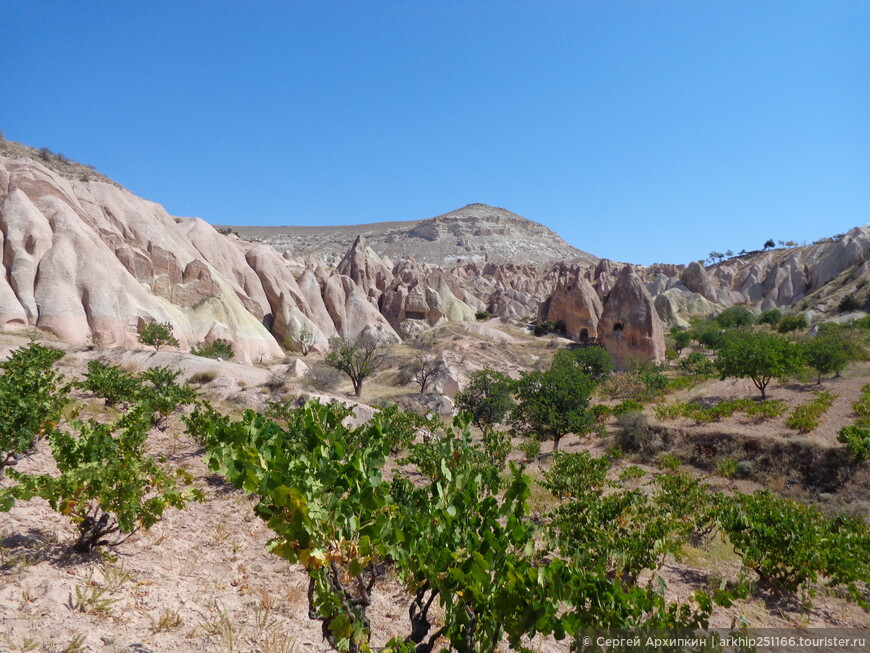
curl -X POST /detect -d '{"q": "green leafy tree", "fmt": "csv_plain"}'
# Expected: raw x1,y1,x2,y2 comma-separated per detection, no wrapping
803,337,851,384
552,346,614,383
3,406,202,552
81,360,143,407
715,331,804,399
324,335,392,397
715,306,755,328
757,308,783,326
511,363,595,451
137,321,180,351
454,368,515,435
777,313,808,336
668,327,692,354
0,344,70,477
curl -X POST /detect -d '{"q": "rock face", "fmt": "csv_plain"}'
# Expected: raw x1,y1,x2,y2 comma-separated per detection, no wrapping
598,266,666,369
541,271,602,341
1,140,867,362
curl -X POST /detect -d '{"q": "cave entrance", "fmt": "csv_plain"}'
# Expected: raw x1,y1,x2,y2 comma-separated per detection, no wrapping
613,322,624,332
405,310,427,320
580,328,589,340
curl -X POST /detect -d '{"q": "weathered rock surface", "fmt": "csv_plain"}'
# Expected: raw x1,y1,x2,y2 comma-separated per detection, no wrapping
1,141,867,364
598,265,666,369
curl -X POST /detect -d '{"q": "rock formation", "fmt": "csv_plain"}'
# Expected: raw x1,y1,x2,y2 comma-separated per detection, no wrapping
598,265,666,369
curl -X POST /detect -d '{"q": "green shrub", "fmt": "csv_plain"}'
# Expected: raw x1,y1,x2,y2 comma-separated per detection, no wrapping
785,391,836,433
839,425,870,462
2,407,202,552
839,294,863,313
757,308,783,326
81,360,143,407
0,344,70,478
474,310,492,321
190,338,235,359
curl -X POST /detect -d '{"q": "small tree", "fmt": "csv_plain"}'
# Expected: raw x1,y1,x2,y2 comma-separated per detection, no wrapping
324,335,392,397
412,353,440,394
669,327,692,354
777,314,808,337
803,338,850,384
757,308,783,327
138,321,179,351
763,239,775,250
455,368,515,435
297,326,317,356
715,306,755,329
511,364,595,451
716,331,804,399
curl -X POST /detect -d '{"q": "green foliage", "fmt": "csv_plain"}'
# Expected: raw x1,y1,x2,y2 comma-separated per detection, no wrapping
838,425,870,462
715,330,804,399
777,313,808,335
544,453,704,587
803,335,852,383
785,391,836,433
511,362,595,451
0,344,70,477
531,320,565,336
757,308,783,326
190,338,235,359
839,294,863,313
138,367,198,428
517,437,541,462
552,346,614,383
715,306,755,328
668,327,692,353
137,321,179,351
3,407,202,552
654,398,786,425
81,363,196,427
626,358,669,400
838,383,870,461
324,336,392,397
454,368,515,435
678,352,716,376
81,360,142,406
474,310,492,321
717,491,870,599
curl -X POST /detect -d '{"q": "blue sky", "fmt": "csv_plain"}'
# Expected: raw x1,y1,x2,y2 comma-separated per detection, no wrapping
1,1,867,265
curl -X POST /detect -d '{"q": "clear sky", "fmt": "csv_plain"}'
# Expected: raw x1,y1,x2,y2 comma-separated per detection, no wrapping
2,1,867,265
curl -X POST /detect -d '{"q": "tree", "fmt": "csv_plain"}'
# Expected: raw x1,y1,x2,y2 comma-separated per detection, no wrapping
455,368,515,434
137,321,179,351
757,308,783,327
803,337,850,384
763,239,775,250
552,346,614,383
511,363,595,451
669,327,692,354
324,335,392,397
296,326,317,356
715,331,804,399
715,306,755,329
412,353,439,394
777,314,808,337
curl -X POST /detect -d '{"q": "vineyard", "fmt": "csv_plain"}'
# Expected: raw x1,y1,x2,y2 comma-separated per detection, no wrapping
1,325,869,652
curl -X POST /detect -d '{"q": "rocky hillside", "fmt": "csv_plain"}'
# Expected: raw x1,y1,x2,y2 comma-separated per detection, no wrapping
1,138,868,367
219,203,597,266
